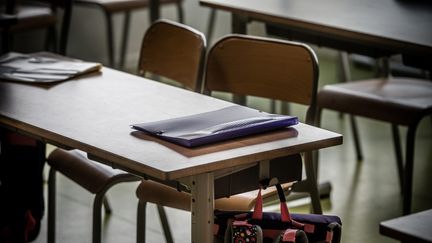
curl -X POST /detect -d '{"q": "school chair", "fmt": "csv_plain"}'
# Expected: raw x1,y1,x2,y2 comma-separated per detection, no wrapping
316,58,432,215
203,34,322,214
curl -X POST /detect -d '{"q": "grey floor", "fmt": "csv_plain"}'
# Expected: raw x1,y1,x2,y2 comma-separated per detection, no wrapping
32,46,432,243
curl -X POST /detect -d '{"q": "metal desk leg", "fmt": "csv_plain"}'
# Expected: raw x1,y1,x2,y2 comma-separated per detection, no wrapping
231,14,248,106
191,173,214,243
339,52,363,161
149,0,160,22
232,14,247,34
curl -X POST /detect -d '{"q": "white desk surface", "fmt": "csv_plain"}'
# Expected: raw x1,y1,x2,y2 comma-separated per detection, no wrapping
0,67,342,180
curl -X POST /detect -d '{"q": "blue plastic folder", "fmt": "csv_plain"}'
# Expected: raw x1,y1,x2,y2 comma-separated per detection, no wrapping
131,105,298,147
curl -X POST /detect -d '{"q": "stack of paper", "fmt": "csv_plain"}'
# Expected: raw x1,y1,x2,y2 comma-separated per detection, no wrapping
0,52,102,83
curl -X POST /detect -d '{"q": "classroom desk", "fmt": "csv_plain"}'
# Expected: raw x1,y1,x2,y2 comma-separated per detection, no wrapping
199,0,432,70
380,209,432,243
0,67,342,242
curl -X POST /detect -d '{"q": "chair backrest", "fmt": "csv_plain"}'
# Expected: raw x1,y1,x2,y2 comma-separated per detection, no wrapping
138,19,206,92
203,34,319,123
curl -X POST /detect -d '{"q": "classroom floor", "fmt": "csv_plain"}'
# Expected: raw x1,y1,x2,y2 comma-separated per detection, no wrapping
32,43,432,243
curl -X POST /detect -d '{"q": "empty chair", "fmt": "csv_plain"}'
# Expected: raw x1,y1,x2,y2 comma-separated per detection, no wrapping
316,66,432,215
202,34,321,212
0,0,72,54
73,0,184,68
47,19,206,243
137,19,205,92
136,34,323,242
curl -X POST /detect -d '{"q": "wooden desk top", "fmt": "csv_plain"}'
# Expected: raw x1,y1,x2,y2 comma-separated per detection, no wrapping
380,209,432,243
200,0,432,57
0,68,342,180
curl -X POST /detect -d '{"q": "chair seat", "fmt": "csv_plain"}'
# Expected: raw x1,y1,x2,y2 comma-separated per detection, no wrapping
136,179,191,211
136,179,295,212
74,0,180,13
47,149,138,194
317,77,432,125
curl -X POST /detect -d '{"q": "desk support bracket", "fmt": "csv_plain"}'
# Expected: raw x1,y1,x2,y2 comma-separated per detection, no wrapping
258,160,279,188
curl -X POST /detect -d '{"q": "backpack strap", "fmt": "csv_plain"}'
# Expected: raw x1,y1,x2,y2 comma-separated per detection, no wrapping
276,184,291,222
252,188,263,220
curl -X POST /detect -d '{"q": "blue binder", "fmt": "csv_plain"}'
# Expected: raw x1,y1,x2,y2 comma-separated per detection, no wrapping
131,105,298,147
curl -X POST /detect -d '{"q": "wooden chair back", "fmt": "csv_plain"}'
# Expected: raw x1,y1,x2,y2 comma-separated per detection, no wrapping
138,19,206,92
203,34,319,122
203,34,324,213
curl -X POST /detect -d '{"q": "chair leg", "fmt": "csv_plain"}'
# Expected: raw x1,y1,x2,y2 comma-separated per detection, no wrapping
59,0,73,55
233,95,246,106
149,0,160,22
349,115,363,161
306,152,323,214
119,11,131,70
103,196,113,214
176,2,184,23
337,52,351,120
402,123,418,215
137,200,147,243
48,167,57,243
1,25,12,53
294,151,323,214
281,101,290,115
157,205,174,243
391,124,404,194
45,26,57,53
270,100,276,113
206,9,216,42
336,53,359,155
292,107,326,212
137,202,174,243
104,11,115,67
339,52,351,80
93,191,106,243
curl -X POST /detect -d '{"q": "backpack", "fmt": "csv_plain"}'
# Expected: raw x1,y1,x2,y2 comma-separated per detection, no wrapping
215,183,342,243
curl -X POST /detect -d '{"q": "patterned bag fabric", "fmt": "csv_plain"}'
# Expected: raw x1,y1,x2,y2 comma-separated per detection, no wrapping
224,220,263,243
273,229,308,243
214,183,342,243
